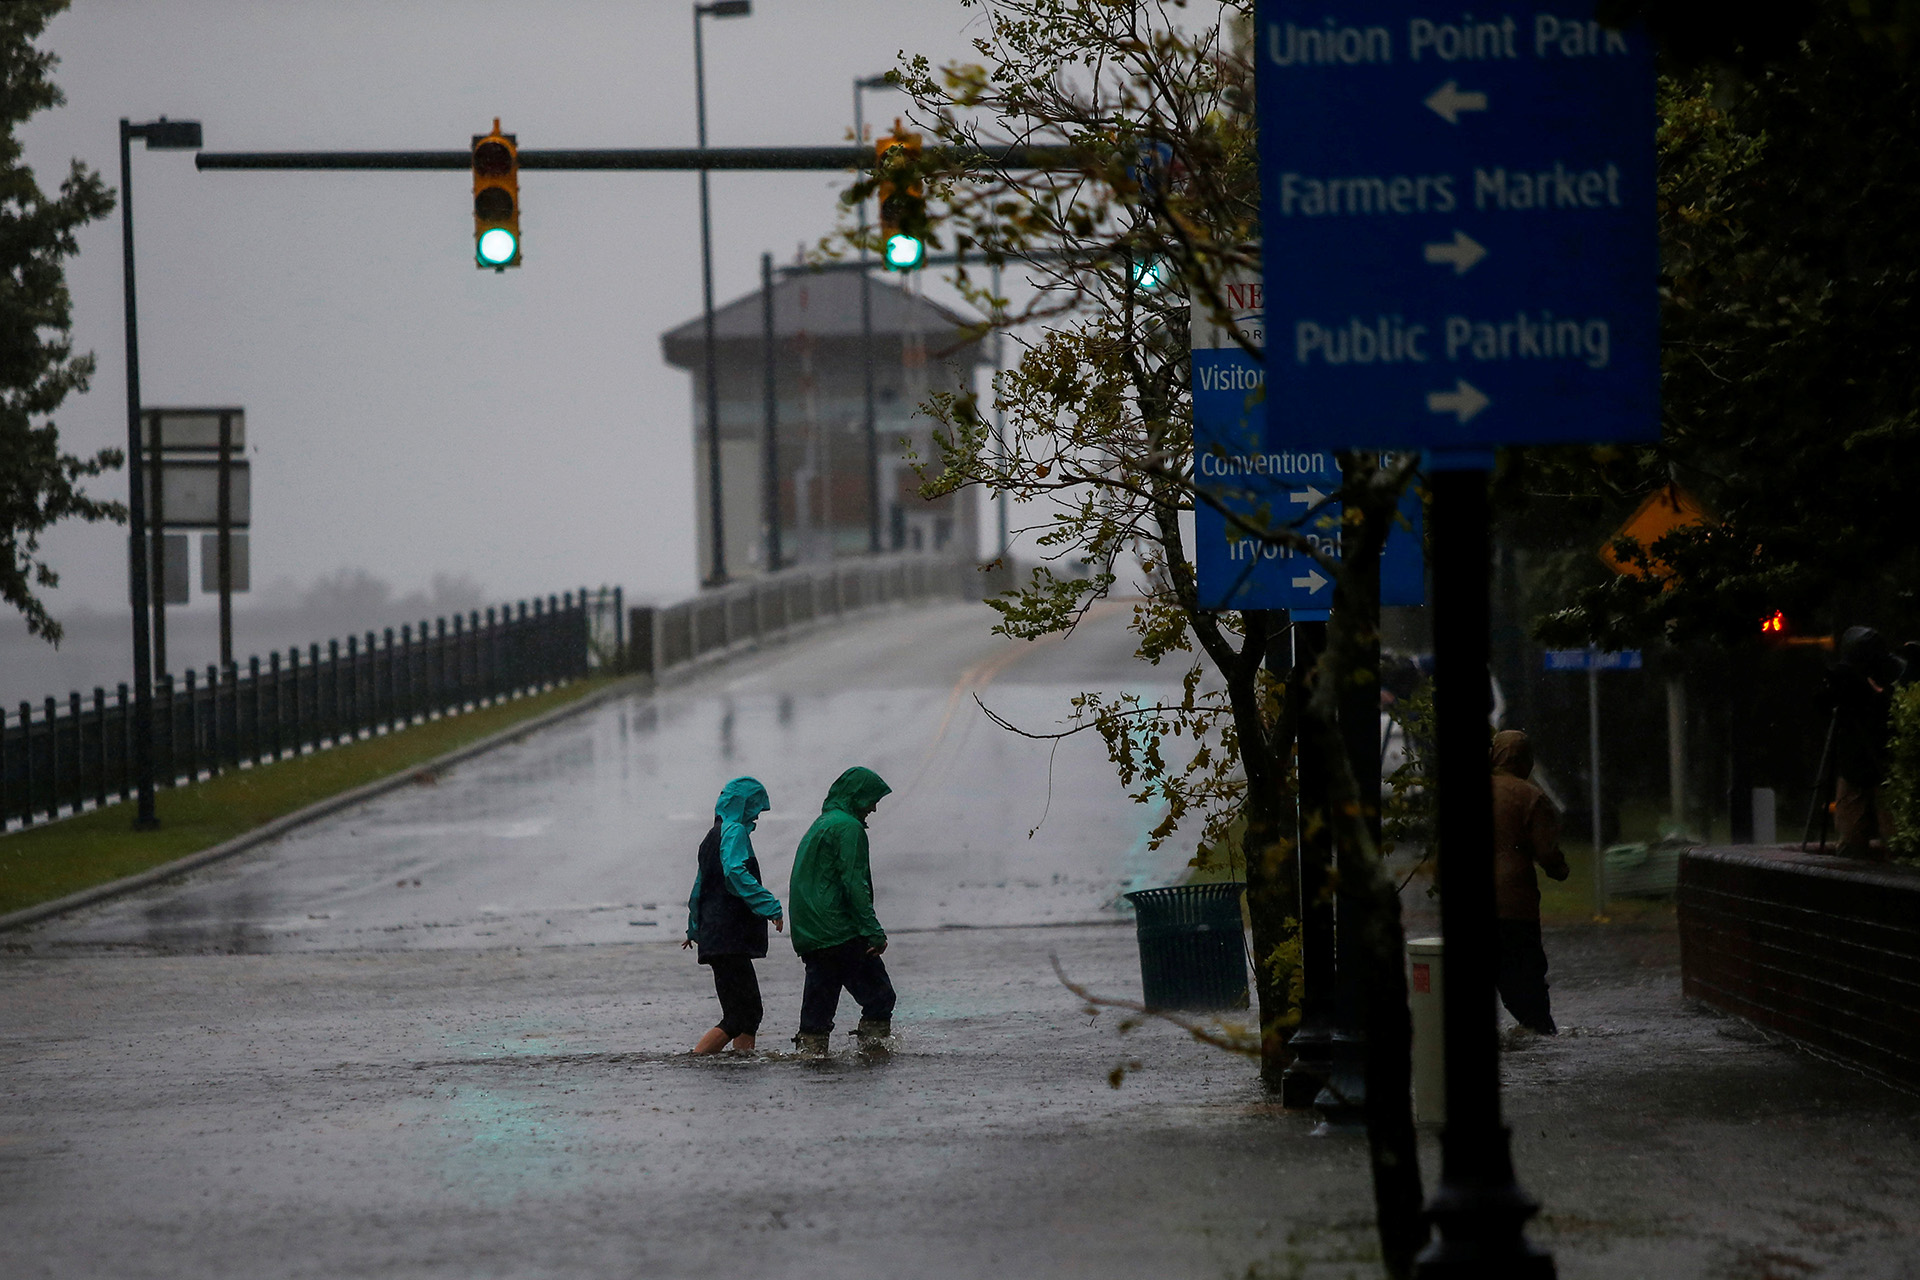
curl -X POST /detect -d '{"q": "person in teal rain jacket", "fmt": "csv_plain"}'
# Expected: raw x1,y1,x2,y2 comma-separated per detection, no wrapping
681,776,783,1054
788,766,894,1053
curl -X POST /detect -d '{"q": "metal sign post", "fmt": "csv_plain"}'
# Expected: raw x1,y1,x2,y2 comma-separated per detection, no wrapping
1545,647,1644,913
1256,3,1658,1272
145,407,251,669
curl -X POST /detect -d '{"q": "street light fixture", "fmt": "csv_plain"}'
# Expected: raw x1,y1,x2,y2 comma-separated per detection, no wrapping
119,115,203,830
854,72,901,556
693,0,751,586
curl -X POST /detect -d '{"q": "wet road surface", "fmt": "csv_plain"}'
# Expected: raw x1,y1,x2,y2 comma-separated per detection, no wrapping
5,600,1920,1277
22,601,1187,955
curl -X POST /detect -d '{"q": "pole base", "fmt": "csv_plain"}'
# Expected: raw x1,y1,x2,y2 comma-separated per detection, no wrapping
1280,1023,1331,1107
1412,1239,1556,1279
1312,1028,1367,1131
1415,1133,1555,1278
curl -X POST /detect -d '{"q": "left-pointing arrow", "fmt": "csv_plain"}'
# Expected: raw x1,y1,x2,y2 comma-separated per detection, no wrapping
1423,229,1488,275
1424,80,1489,125
1426,380,1491,423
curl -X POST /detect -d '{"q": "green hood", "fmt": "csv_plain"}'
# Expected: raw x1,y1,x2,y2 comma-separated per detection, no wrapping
821,766,890,822
715,776,771,827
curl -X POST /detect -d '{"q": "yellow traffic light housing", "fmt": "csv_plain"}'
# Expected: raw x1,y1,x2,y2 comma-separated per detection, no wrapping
874,121,926,271
472,118,520,270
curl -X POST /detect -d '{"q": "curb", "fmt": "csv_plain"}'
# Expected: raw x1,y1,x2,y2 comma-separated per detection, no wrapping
0,674,650,934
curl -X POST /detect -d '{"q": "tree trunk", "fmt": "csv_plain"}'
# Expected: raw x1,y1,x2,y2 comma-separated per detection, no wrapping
1228,650,1300,1090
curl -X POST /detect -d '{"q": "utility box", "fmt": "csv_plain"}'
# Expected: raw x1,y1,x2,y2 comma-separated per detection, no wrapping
1407,936,1445,1125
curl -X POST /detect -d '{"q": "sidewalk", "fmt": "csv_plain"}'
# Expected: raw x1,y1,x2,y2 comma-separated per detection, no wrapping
3,909,1916,1277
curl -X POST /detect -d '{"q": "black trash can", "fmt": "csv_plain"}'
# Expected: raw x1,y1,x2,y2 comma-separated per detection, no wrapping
1123,882,1249,1011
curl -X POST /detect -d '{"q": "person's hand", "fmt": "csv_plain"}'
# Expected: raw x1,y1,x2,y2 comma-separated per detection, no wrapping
681,938,695,950
867,939,887,956
774,917,784,933
1546,861,1571,882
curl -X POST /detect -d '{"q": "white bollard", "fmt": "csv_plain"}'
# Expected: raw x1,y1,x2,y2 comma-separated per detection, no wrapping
1408,936,1446,1125
1752,787,1778,845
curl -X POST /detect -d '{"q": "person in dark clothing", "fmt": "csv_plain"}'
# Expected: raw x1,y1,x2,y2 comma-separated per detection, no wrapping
682,776,784,1054
788,766,895,1054
1490,731,1571,1035
1827,626,1914,859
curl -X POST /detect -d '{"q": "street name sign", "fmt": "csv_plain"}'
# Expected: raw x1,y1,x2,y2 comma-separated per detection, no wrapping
1543,647,1642,672
1192,273,1426,610
1255,2,1657,450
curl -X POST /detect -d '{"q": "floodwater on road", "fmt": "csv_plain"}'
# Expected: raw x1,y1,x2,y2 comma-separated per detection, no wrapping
8,599,1919,1279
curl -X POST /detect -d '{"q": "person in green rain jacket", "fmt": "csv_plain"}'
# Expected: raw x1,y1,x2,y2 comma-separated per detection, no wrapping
681,776,783,1054
788,766,895,1053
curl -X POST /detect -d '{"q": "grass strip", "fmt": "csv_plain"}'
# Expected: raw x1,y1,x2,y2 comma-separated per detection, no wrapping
0,678,615,916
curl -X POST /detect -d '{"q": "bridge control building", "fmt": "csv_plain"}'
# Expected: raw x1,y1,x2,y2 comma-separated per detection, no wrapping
662,269,987,580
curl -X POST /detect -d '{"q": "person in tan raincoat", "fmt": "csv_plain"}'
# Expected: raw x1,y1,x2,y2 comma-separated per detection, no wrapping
1492,730,1571,1034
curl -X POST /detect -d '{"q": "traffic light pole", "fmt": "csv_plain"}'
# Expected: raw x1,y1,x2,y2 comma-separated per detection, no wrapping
854,76,897,557
693,5,729,585
760,251,783,573
118,119,159,831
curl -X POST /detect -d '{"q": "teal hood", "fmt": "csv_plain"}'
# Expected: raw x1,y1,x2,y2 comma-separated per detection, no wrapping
821,766,890,822
715,776,771,827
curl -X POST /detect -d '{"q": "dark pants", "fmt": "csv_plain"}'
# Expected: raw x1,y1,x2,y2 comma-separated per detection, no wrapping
1495,919,1555,1035
708,956,763,1037
798,939,896,1035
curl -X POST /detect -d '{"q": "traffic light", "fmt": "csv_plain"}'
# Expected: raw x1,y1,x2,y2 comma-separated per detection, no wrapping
875,121,926,271
472,118,520,270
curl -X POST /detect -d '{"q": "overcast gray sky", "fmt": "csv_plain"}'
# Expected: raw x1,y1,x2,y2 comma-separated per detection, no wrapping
22,0,990,619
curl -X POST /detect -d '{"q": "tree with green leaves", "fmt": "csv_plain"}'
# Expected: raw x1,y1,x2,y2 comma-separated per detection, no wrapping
0,0,119,645
862,3,1426,1272
1522,4,1920,651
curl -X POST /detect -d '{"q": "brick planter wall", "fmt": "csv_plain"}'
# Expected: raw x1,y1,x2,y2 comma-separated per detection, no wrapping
1679,845,1920,1087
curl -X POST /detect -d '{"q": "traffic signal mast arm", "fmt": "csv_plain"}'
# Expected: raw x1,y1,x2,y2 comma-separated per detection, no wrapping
197,144,1078,172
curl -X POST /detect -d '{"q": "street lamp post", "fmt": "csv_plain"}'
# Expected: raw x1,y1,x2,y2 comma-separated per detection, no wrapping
853,73,898,557
119,115,202,831
694,0,751,586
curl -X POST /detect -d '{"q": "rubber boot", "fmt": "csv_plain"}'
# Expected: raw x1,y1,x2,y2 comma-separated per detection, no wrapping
854,1018,892,1043
792,1031,830,1057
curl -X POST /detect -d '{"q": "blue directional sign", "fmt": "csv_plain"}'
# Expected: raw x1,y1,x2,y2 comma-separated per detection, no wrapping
1255,2,1657,449
1193,275,1427,611
1192,273,1343,611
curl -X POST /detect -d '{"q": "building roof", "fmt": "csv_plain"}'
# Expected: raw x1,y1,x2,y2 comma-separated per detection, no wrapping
661,268,987,369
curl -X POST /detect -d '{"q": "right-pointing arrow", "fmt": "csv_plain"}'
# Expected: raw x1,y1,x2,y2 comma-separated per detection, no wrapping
1291,568,1329,594
1288,484,1329,507
1427,380,1491,423
1423,229,1488,275
1424,80,1489,125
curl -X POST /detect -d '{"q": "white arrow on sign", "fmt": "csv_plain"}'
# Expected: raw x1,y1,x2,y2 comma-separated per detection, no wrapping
1423,229,1488,275
1289,485,1330,507
1291,568,1329,594
1427,379,1491,423
1424,80,1489,125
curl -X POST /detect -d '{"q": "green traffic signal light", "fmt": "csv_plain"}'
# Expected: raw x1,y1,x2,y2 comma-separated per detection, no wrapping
1131,254,1170,290
477,227,519,267
883,232,926,271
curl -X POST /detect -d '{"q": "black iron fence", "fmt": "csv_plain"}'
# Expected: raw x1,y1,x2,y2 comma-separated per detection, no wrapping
2,593,591,831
